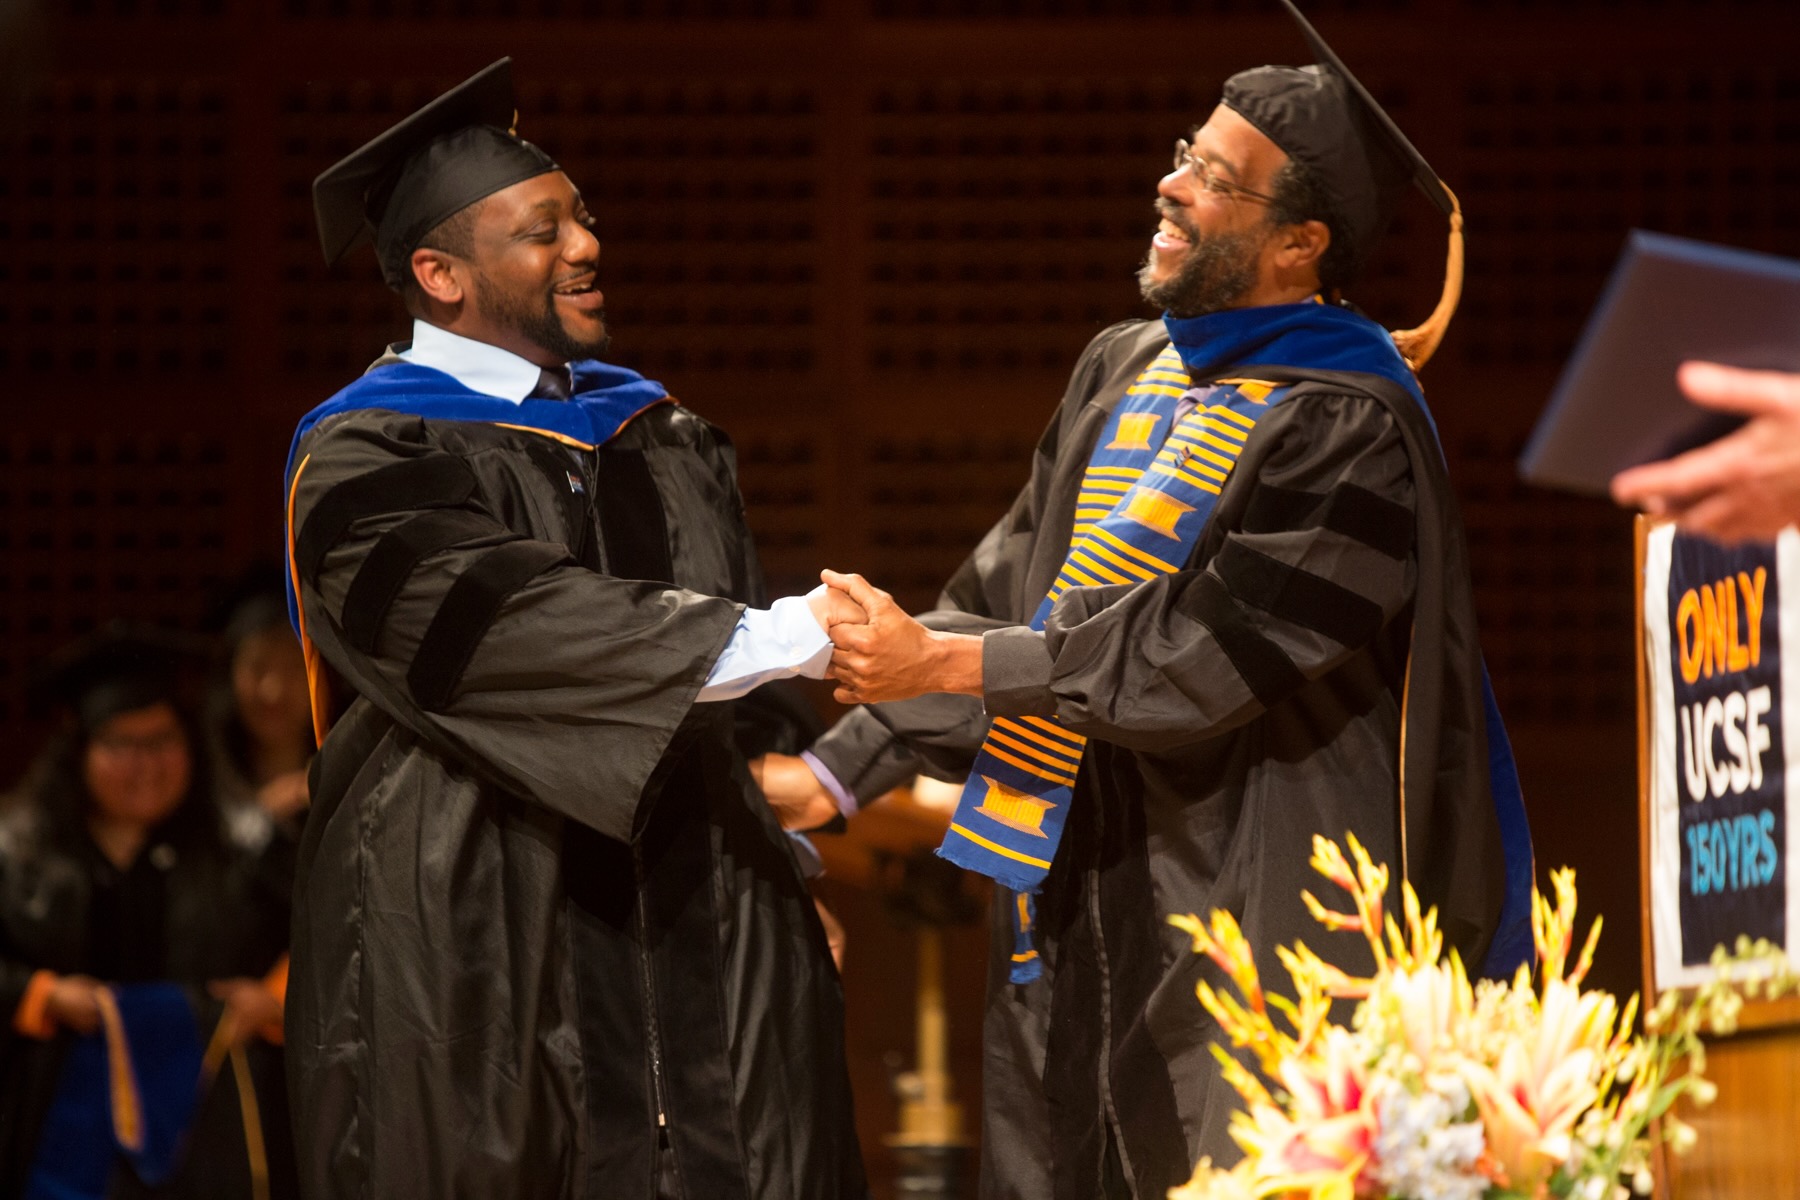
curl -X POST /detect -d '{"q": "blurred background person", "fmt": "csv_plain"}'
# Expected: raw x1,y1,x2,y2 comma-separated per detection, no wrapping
1611,362,1800,544
0,627,297,1200
204,579,314,849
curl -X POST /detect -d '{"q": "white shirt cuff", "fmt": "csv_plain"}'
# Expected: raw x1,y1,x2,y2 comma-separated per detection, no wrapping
695,587,833,702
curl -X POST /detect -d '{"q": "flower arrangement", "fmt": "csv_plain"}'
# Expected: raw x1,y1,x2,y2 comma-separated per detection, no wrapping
1168,834,1796,1200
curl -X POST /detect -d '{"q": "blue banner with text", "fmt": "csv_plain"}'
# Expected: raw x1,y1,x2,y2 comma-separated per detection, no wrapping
1667,536,1786,965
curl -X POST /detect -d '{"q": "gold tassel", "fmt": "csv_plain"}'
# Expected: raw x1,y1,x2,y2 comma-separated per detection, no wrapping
230,1046,271,1200
97,988,144,1154
1389,183,1463,372
202,1015,271,1200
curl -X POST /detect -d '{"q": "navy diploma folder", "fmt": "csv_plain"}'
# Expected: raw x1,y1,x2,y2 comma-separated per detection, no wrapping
1519,231,1800,494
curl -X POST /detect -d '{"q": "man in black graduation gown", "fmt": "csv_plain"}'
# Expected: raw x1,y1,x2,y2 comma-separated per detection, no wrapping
761,5,1535,1198
282,60,865,1200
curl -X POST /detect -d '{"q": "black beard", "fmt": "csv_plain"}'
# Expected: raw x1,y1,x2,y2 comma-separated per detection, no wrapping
1137,221,1263,318
473,270,612,364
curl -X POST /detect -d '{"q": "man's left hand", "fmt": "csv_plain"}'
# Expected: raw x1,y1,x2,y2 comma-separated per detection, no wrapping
750,752,839,831
821,570,983,704
813,896,846,971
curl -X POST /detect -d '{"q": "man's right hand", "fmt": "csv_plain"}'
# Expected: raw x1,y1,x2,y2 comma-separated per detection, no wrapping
821,570,984,704
46,975,103,1035
808,585,868,632
750,753,840,831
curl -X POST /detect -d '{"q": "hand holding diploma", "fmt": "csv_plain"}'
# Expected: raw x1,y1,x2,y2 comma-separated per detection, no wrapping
1612,362,1800,544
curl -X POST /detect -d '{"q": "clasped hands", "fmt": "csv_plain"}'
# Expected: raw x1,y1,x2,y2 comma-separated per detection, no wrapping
806,570,983,706
761,571,984,834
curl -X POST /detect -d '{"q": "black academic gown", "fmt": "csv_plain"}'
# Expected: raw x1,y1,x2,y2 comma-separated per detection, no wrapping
284,398,864,1200
0,806,295,1200
807,319,1506,1200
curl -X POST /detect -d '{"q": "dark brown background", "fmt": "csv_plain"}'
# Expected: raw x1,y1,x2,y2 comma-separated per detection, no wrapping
2,0,1797,1192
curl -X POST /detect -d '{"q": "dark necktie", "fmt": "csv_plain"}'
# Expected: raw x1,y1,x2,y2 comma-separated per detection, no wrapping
531,365,573,401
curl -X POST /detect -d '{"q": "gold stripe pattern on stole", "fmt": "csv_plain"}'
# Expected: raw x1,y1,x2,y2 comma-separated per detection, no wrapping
1057,357,1282,600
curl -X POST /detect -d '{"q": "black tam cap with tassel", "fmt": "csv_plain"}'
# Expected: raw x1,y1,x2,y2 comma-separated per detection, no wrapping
1222,0,1463,369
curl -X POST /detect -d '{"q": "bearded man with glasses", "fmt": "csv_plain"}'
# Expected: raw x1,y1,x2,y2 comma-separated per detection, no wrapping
755,4,1536,1197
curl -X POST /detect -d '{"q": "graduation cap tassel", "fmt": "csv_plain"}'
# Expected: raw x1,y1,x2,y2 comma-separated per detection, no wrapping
1390,184,1463,372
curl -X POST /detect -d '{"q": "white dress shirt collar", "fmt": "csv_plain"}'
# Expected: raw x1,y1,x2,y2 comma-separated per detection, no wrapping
399,320,561,405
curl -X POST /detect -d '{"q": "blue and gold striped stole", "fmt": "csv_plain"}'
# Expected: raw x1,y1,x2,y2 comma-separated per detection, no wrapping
936,345,1295,982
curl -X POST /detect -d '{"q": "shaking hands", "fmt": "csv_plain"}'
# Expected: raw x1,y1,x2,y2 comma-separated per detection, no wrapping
806,583,870,633
753,571,984,835
816,570,983,705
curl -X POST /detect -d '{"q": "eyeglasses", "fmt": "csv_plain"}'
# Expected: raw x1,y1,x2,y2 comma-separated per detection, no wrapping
1171,140,1276,206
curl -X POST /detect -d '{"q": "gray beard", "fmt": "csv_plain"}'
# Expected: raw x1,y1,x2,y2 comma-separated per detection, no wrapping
1137,226,1262,318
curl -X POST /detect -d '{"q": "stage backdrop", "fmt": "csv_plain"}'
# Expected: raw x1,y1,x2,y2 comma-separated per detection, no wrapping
1642,523,1800,990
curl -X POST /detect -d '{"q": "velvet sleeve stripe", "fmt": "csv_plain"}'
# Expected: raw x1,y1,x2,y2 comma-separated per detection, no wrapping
295,455,479,585
340,509,501,655
407,540,574,711
1241,481,1412,561
1214,540,1386,650
1176,572,1306,707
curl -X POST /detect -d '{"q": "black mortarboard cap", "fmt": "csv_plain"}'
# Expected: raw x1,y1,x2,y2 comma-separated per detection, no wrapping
1223,0,1464,368
312,58,560,290
1223,0,1450,272
31,622,202,734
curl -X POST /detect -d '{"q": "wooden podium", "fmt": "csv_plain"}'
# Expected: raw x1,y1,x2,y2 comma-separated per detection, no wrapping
1634,517,1800,1197
812,781,985,1199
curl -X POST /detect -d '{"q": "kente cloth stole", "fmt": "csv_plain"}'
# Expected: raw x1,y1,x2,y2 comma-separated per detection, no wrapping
936,345,1295,983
